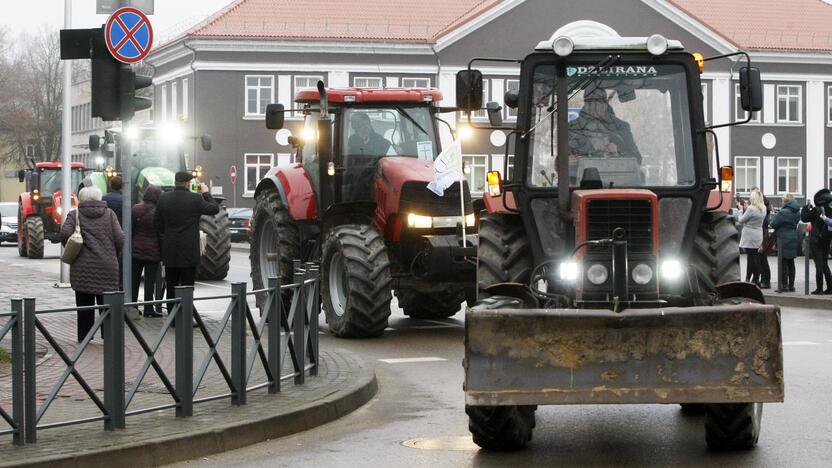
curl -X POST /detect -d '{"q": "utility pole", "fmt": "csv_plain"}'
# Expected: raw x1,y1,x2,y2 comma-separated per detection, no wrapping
58,0,72,287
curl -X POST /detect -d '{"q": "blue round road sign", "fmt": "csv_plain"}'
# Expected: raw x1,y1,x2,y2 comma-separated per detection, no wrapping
105,7,153,64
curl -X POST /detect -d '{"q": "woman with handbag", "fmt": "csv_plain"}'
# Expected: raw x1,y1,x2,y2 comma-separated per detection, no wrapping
59,186,124,342
736,188,766,286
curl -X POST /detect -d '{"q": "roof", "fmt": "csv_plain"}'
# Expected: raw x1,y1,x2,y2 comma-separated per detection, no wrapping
36,162,86,169
295,87,443,104
670,0,832,52
182,0,501,43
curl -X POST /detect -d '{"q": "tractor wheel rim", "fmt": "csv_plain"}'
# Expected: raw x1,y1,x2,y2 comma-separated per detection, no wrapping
328,252,347,317
258,217,278,285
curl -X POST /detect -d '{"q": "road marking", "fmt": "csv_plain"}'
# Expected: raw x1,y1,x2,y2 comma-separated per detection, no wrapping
378,357,448,364
384,327,395,331
411,324,459,329
195,281,229,289
421,319,460,326
783,341,820,346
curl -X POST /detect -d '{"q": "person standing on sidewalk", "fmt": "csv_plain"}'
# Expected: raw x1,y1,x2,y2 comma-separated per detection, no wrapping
736,188,765,285
103,176,124,226
770,193,801,293
132,184,163,317
758,194,773,289
802,188,832,295
58,186,124,341
154,172,219,311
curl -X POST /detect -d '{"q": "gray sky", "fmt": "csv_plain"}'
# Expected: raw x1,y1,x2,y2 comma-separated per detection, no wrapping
0,0,236,43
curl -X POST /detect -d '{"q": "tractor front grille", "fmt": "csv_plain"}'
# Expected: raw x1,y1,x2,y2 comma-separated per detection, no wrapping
586,199,653,255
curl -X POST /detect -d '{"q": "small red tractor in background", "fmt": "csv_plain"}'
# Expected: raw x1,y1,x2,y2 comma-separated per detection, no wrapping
17,162,85,259
251,84,478,338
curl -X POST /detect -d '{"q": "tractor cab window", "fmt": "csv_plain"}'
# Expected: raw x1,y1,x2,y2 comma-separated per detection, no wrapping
39,169,83,197
133,131,182,173
527,63,696,189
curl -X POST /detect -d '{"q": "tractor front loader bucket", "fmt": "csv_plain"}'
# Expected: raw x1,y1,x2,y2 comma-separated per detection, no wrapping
464,301,783,406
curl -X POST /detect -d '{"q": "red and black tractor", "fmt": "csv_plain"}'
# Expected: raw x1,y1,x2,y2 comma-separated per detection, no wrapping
17,162,85,259
250,84,478,338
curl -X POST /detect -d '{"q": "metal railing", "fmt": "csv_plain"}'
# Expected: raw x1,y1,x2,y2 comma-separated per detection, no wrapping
0,261,320,444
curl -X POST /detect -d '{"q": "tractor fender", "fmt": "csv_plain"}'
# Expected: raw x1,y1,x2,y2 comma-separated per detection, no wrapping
254,163,317,221
18,193,35,219
716,281,765,304
483,191,516,214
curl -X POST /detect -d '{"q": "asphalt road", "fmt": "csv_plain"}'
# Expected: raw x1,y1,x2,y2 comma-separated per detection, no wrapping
3,243,830,467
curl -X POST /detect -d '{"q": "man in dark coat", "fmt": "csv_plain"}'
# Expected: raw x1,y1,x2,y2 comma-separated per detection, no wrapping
770,194,801,293
103,176,124,226
568,87,642,163
154,172,219,309
801,188,832,294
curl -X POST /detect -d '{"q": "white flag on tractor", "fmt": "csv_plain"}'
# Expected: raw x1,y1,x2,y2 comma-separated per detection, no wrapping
427,137,463,197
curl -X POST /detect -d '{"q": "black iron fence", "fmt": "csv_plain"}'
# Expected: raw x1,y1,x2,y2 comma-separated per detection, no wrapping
0,261,320,445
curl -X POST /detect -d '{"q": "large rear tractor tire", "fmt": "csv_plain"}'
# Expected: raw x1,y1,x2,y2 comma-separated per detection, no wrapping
477,213,532,296
467,404,536,451
321,224,392,338
250,188,301,309
705,402,763,451
691,211,741,297
26,217,44,259
395,287,464,319
196,207,231,280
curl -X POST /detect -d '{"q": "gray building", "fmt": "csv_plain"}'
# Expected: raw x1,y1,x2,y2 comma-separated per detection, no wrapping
145,0,832,208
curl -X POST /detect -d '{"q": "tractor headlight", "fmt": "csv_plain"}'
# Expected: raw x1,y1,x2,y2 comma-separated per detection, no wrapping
559,261,579,282
632,263,654,285
407,213,433,229
660,259,683,281
552,36,574,57
465,213,476,227
586,263,609,285
56,206,62,216
32,190,41,202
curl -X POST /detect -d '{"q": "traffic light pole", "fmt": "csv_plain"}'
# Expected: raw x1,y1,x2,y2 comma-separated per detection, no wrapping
58,0,72,287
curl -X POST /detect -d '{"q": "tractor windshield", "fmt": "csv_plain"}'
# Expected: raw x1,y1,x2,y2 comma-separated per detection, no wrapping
527,62,696,189
39,169,83,197
132,130,183,173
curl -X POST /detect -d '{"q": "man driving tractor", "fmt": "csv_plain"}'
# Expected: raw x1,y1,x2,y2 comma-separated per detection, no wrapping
568,86,642,162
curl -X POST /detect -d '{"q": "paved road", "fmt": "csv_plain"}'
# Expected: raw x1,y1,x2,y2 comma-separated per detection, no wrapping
3,244,830,467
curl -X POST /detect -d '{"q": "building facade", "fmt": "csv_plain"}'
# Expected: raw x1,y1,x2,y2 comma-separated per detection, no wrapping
145,0,832,208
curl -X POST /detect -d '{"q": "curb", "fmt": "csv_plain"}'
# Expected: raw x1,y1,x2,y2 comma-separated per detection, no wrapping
763,293,832,309
8,368,378,468
231,243,250,253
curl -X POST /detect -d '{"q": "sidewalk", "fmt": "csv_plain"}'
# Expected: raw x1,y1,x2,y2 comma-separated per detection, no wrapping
747,254,832,309
0,265,376,467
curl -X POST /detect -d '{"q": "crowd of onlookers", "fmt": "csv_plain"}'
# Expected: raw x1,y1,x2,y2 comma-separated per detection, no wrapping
734,188,832,294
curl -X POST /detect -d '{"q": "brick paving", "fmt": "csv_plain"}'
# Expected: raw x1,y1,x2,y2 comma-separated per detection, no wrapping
0,265,375,467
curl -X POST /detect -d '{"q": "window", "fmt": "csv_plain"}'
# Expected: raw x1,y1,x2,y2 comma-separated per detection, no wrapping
161,84,167,122
293,75,324,116
244,154,273,195
463,155,488,194
827,86,832,124
734,83,760,122
776,85,802,123
182,78,189,121
828,157,832,189
245,75,274,116
734,157,759,194
701,83,708,123
401,77,430,88
505,79,519,119
24,144,36,158
171,81,178,121
777,157,801,194
353,77,383,88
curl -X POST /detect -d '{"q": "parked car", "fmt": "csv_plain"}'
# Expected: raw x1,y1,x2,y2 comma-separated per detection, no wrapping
228,208,252,242
0,202,18,245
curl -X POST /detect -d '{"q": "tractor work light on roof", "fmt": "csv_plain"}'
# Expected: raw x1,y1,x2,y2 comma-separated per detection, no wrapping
647,34,668,55
552,36,574,57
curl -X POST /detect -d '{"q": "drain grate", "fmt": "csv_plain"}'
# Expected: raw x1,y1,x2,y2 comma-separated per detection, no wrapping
401,436,479,451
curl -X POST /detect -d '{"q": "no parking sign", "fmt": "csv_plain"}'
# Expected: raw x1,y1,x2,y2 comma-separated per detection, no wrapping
105,7,153,63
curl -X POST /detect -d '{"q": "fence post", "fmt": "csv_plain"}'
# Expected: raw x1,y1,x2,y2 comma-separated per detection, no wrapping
10,300,24,446
293,261,306,385
174,286,194,418
804,236,811,295
22,297,36,444
103,292,125,430
268,276,280,394
231,282,247,405
306,262,319,377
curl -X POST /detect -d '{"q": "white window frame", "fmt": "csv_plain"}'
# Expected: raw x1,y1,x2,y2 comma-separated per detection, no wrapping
776,157,802,195
171,81,178,121
401,77,430,88
182,78,189,121
161,84,167,122
292,75,324,116
244,75,275,117
505,79,520,120
827,86,832,125
828,157,832,190
463,154,488,194
776,85,802,124
734,83,760,123
733,156,760,195
243,153,274,197
353,76,383,88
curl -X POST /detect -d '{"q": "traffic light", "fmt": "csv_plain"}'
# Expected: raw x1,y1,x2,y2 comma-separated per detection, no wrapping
90,28,152,121
119,66,152,120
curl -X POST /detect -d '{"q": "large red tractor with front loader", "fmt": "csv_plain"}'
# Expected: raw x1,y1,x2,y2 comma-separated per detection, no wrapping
458,33,783,452
17,162,85,259
250,84,478,338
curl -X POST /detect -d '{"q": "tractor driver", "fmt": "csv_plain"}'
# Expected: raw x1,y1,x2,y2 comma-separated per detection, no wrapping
347,113,391,156
568,87,642,163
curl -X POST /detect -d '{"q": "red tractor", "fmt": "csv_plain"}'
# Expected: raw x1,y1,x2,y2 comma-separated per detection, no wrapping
17,162,85,259
250,84,478,338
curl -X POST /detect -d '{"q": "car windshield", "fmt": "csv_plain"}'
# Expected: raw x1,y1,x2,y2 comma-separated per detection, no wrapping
40,169,83,197
0,204,16,218
527,62,696,188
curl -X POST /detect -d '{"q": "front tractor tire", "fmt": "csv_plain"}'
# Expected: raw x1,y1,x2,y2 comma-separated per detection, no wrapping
691,211,741,297
467,405,536,451
26,217,44,259
705,403,763,451
250,188,301,307
17,210,27,258
395,287,464,319
321,224,392,338
477,213,532,296
196,207,231,280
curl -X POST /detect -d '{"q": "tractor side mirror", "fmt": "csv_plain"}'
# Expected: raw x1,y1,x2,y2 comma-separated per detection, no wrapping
265,104,285,129
89,135,101,152
30,172,40,191
739,67,762,113
17,170,25,183
456,69,483,112
486,101,503,127
200,135,212,151
504,90,519,110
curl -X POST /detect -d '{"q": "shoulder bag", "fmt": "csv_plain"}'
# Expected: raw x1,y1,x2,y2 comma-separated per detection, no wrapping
61,209,83,264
